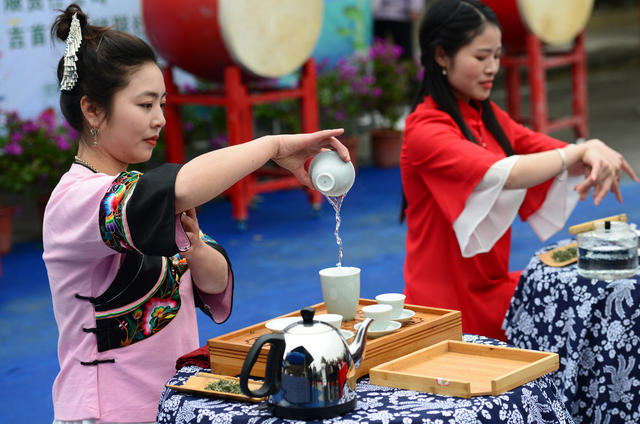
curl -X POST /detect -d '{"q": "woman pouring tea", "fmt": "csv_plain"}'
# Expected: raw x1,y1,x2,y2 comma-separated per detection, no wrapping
44,4,349,423
400,0,638,341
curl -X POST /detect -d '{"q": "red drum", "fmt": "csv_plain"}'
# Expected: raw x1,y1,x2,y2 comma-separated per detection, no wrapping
482,0,594,54
141,0,323,79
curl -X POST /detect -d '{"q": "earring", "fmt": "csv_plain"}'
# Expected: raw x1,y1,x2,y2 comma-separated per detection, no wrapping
90,127,99,146
442,68,447,76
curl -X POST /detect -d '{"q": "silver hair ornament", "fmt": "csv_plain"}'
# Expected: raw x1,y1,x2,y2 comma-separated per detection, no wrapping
60,13,82,91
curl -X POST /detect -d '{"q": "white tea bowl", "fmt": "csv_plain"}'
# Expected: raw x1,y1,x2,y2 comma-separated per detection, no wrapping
309,150,355,196
375,293,406,319
362,304,392,322
315,313,343,329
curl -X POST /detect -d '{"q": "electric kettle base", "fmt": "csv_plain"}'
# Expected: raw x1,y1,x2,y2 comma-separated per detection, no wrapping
269,398,357,420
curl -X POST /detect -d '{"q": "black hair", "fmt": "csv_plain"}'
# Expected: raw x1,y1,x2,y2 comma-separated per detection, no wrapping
51,3,158,138
401,0,514,222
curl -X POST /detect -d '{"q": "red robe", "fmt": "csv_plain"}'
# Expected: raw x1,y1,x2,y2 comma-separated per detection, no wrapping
400,97,566,340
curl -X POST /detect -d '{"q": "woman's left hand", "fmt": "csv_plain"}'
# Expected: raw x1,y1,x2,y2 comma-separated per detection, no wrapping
573,139,639,205
179,208,207,259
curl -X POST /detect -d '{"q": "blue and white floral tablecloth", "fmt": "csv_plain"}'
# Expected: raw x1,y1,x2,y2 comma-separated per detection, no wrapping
504,240,640,424
157,335,573,424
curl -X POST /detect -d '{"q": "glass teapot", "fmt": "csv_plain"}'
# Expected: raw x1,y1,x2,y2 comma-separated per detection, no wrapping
577,220,639,280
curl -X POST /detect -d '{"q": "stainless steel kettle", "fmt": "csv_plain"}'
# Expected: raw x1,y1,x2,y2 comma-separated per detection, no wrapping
239,307,373,419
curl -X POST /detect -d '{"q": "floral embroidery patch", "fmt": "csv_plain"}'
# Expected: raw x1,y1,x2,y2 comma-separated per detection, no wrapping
99,171,141,252
93,256,186,351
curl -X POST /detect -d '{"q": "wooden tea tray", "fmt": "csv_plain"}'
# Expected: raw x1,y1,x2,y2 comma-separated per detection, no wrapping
207,299,462,379
166,372,265,403
369,340,559,398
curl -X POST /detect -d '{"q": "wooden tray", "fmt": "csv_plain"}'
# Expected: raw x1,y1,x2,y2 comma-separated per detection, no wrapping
538,242,577,267
166,372,265,403
207,299,462,379
369,340,559,398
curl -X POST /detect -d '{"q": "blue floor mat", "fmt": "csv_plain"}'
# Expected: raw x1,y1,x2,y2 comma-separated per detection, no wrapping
1,165,638,422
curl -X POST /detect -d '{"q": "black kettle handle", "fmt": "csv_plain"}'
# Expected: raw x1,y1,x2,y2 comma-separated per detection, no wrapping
239,333,285,398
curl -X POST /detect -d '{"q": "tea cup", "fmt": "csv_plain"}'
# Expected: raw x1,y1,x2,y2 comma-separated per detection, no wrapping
362,304,392,322
375,293,406,319
315,313,343,329
309,150,355,196
319,266,360,320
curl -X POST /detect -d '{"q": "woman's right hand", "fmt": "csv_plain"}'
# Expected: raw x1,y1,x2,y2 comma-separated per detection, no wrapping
574,139,638,205
271,129,349,189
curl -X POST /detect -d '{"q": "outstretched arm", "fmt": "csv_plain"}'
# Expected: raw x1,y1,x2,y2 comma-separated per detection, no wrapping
504,139,638,205
174,129,347,213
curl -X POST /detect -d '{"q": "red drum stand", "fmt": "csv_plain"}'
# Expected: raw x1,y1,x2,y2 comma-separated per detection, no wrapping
162,59,322,229
501,31,588,139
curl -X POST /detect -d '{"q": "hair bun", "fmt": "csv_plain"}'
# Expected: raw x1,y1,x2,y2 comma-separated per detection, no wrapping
51,3,88,42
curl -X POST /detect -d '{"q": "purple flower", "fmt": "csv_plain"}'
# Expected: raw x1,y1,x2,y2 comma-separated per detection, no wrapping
54,134,71,150
68,127,79,140
334,110,346,121
62,121,79,139
22,120,39,133
181,83,197,93
415,67,425,81
361,75,375,85
37,108,56,132
10,131,23,143
315,58,330,72
6,111,20,125
4,142,23,155
372,87,383,97
184,122,194,131
392,45,404,59
210,134,228,149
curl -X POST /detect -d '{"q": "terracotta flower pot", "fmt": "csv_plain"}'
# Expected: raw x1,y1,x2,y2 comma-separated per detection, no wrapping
0,206,14,255
370,129,403,168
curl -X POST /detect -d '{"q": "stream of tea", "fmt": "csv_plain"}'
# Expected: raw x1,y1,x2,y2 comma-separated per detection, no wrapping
326,194,345,268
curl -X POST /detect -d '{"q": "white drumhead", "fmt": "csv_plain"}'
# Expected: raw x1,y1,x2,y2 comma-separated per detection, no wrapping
218,0,323,78
517,0,594,45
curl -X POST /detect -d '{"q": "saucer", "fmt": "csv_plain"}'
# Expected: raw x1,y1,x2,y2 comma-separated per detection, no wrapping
265,317,301,333
340,329,354,340
355,320,401,338
391,309,415,323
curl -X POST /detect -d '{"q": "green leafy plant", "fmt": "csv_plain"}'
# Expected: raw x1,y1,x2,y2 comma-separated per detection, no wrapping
316,57,373,136
361,38,419,129
0,108,77,199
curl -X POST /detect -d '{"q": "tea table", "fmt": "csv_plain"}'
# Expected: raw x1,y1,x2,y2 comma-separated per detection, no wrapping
157,334,573,423
504,240,640,424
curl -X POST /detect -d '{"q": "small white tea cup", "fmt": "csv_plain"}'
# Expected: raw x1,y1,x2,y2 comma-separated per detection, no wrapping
362,304,392,322
315,313,343,329
309,150,355,196
375,293,406,319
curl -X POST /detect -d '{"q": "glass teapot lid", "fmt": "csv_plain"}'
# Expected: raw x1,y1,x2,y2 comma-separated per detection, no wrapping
580,220,637,242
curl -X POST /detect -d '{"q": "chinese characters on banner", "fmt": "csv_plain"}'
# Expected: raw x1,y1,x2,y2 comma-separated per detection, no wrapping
0,0,145,119
1,0,371,120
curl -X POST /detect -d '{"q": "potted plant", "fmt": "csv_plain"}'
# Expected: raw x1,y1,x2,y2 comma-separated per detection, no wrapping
360,38,419,167
316,58,376,169
0,108,77,251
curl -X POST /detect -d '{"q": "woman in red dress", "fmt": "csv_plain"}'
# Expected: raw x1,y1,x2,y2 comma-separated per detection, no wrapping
400,0,638,340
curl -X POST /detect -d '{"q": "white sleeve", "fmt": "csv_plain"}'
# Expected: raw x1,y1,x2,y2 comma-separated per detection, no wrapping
454,156,581,257
526,172,581,241
454,156,525,258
